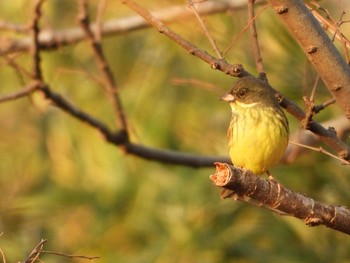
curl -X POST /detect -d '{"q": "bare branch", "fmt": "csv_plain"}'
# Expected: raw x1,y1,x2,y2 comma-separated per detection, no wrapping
306,3,350,58
210,163,350,235
41,250,100,260
23,239,47,263
30,0,45,81
289,141,350,165
224,2,269,56
277,93,350,160
78,0,129,132
0,0,250,56
269,0,350,119
247,0,264,73
0,81,39,103
0,242,6,263
188,0,223,59
122,0,249,77
39,82,230,167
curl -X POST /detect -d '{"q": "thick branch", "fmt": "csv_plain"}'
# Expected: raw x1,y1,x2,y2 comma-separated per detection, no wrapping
269,0,350,119
210,163,350,235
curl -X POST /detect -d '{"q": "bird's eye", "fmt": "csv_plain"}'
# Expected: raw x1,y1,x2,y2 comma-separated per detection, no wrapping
236,88,247,98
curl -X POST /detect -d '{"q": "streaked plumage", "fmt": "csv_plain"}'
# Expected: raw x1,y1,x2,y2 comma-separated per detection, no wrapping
222,76,289,175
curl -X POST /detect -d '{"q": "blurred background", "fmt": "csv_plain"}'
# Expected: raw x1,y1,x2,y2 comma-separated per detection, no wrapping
0,0,350,262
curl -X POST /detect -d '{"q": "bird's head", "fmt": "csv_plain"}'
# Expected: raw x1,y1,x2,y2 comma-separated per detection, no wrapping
221,76,277,108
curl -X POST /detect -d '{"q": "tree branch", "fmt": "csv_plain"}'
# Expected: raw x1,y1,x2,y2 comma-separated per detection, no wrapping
0,0,250,56
283,116,350,163
23,239,47,263
78,0,129,133
122,0,248,77
210,163,350,236
247,0,264,73
0,81,39,103
123,0,350,161
39,81,230,167
269,0,350,119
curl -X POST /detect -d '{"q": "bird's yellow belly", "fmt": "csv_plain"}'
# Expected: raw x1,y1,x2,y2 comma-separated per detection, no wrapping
228,107,288,175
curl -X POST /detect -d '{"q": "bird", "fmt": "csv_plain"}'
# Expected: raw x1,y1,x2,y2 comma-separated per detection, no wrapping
221,75,289,181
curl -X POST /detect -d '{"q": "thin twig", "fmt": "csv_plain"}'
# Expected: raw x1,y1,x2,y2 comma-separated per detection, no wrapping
23,239,47,263
307,3,350,50
310,74,320,102
31,81,230,167
0,234,5,263
171,78,226,94
313,98,336,113
4,55,32,85
289,141,350,165
31,0,45,81
0,248,5,263
301,75,319,129
308,2,350,63
95,0,107,42
224,2,269,56
188,0,223,59
277,93,350,160
0,81,40,103
41,250,100,260
122,0,248,77
78,0,129,133
0,0,250,56
247,0,264,73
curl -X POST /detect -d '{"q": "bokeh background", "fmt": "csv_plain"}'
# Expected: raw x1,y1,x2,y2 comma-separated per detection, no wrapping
0,0,350,262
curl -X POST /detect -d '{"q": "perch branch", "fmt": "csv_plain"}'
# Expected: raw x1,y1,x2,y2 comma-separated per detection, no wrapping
210,163,350,235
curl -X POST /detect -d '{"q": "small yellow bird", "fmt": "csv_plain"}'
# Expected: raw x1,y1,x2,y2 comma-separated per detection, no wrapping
221,76,289,177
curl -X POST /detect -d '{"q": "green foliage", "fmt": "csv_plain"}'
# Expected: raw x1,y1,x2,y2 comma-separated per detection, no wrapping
0,0,350,262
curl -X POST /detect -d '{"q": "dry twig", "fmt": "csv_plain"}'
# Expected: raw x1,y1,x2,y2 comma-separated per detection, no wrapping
23,239,47,263
0,0,250,56
247,0,264,73
78,0,128,132
188,0,223,59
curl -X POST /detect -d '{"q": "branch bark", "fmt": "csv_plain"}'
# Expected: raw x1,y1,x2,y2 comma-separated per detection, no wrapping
268,0,350,119
210,163,350,235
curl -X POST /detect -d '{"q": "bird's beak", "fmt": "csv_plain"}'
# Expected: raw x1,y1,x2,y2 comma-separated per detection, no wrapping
220,93,235,102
